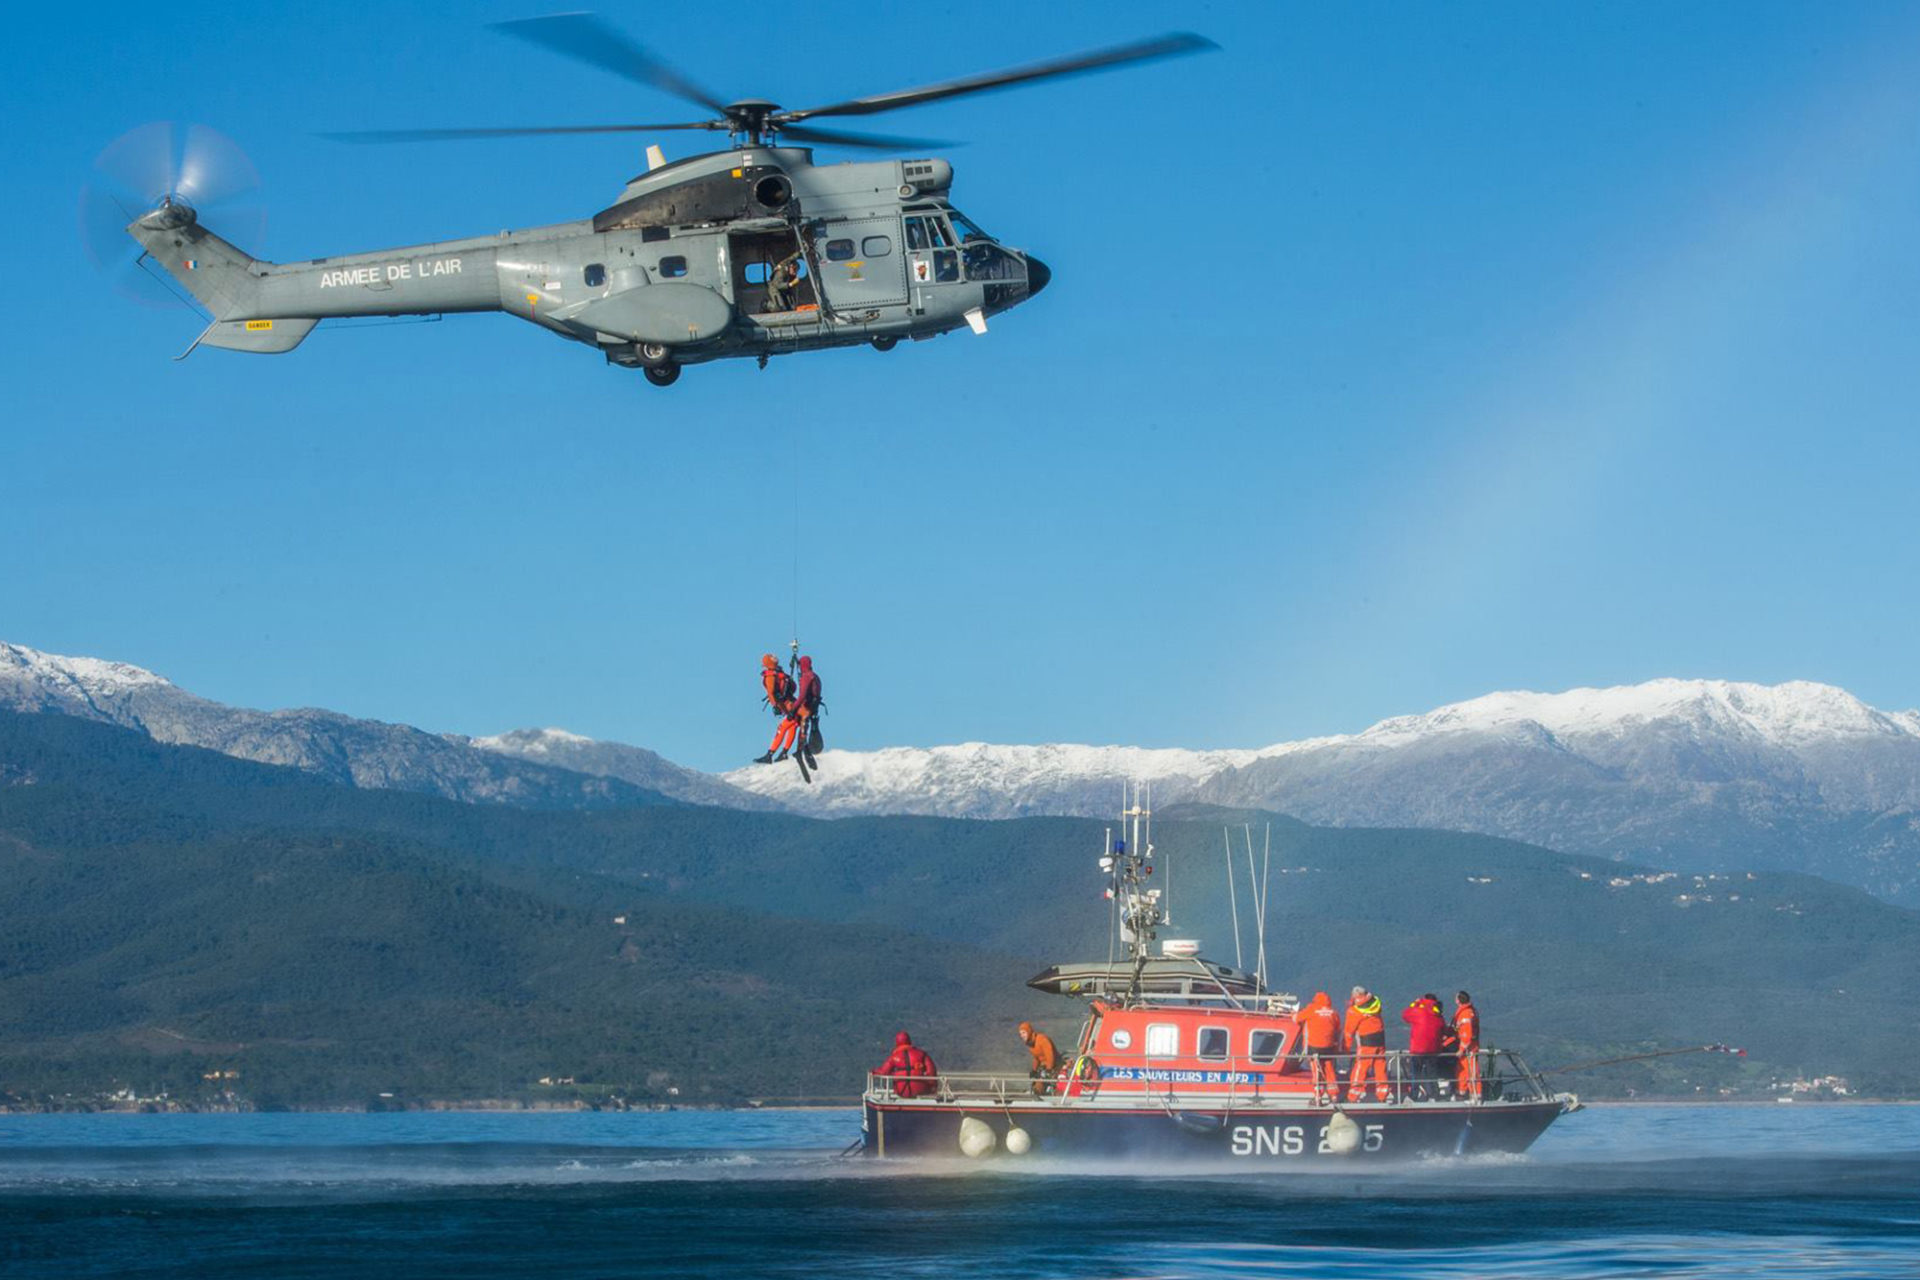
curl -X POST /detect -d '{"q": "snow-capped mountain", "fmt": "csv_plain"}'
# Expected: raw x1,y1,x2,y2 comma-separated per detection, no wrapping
719,742,1293,819
0,642,766,812
1192,679,1920,901
10,640,1920,903
721,679,1920,904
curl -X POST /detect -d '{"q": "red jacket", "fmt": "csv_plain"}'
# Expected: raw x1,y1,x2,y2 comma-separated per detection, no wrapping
1402,998,1446,1054
793,657,821,712
876,1038,937,1098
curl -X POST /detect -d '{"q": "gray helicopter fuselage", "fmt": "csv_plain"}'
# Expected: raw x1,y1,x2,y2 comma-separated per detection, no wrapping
130,147,1048,374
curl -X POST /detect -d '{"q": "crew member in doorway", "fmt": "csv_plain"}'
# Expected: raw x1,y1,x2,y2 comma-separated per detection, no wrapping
1453,991,1482,1101
792,655,823,767
874,1031,938,1099
1293,991,1343,1104
753,653,800,764
1344,986,1390,1103
1402,993,1446,1101
765,250,803,313
1018,1021,1059,1096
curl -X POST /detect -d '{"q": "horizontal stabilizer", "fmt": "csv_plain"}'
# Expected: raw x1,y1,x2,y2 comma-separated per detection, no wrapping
194,317,320,355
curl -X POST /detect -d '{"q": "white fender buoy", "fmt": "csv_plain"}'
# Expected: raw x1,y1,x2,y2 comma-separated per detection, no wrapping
958,1116,997,1158
1324,1110,1362,1156
1004,1125,1032,1155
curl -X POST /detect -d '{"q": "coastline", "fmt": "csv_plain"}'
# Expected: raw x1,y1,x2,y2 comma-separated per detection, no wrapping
4,1097,1913,1116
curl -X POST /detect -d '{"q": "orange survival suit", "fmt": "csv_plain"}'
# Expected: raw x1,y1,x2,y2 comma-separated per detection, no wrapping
1344,989,1390,1102
1453,993,1482,1100
761,654,800,758
1293,991,1343,1100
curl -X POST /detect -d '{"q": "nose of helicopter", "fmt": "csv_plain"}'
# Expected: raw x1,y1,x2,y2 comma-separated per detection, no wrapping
1025,255,1051,297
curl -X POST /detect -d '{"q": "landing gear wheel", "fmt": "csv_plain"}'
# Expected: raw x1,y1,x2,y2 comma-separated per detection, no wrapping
643,363,681,387
638,341,673,368
871,336,898,352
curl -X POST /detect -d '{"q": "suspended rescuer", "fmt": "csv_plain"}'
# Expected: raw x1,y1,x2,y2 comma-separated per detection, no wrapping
1018,1021,1059,1096
874,1031,938,1099
1453,991,1482,1101
753,653,800,764
1344,985,1390,1103
1293,991,1343,1104
1402,993,1446,1101
792,654,823,768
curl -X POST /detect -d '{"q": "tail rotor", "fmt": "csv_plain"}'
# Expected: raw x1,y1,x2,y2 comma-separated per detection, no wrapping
79,122,266,308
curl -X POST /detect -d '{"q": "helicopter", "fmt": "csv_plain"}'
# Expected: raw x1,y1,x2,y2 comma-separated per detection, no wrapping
122,15,1214,386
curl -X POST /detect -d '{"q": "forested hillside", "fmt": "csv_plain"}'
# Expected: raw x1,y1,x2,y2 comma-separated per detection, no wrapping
4,711,1916,1104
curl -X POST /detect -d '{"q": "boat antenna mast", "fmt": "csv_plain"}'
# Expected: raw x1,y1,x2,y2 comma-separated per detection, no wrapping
1099,782,1163,1001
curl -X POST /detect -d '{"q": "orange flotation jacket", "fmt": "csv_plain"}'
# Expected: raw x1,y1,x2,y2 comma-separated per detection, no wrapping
1344,994,1385,1049
1455,1002,1480,1050
761,655,794,711
1294,991,1341,1049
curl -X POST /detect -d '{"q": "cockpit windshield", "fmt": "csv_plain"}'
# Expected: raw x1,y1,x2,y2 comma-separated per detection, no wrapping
947,209,993,243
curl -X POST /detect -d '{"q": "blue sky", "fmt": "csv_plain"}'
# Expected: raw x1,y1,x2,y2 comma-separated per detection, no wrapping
8,2,1920,770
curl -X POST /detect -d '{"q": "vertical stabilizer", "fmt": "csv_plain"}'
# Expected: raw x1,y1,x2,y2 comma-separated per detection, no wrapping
126,199,262,320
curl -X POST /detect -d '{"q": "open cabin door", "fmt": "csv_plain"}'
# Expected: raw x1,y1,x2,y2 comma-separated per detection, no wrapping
729,224,819,318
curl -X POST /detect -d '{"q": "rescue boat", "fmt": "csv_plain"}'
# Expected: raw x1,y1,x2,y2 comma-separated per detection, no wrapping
859,791,1580,1162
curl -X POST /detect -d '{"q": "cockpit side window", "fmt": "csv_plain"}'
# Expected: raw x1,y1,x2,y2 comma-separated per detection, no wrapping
948,210,992,243
964,242,1020,281
925,217,955,249
905,217,930,251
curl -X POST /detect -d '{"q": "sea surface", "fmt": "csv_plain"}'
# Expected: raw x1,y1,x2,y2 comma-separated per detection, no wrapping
1,1103,1916,1278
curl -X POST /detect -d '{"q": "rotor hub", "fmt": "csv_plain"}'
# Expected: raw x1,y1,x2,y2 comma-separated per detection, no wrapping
721,100,783,143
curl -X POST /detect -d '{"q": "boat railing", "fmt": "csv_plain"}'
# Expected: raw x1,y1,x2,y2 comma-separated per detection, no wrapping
864,1047,1555,1108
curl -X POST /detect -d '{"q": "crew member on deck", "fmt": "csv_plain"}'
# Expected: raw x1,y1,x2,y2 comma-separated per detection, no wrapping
1293,991,1342,1104
1344,986,1390,1103
1453,991,1482,1101
875,1031,938,1099
1019,1021,1059,1096
1402,993,1446,1101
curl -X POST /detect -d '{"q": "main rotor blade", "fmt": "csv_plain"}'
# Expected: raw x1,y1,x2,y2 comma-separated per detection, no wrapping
322,122,721,143
778,31,1217,123
779,123,957,151
491,14,730,115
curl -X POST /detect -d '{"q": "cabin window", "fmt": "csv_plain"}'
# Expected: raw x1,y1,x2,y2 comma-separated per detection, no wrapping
1107,1028,1132,1051
1197,1027,1230,1061
1145,1023,1179,1057
658,255,687,278
1249,1029,1288,1064
583,263,606,287
861,235,893,258
825,239,856,261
